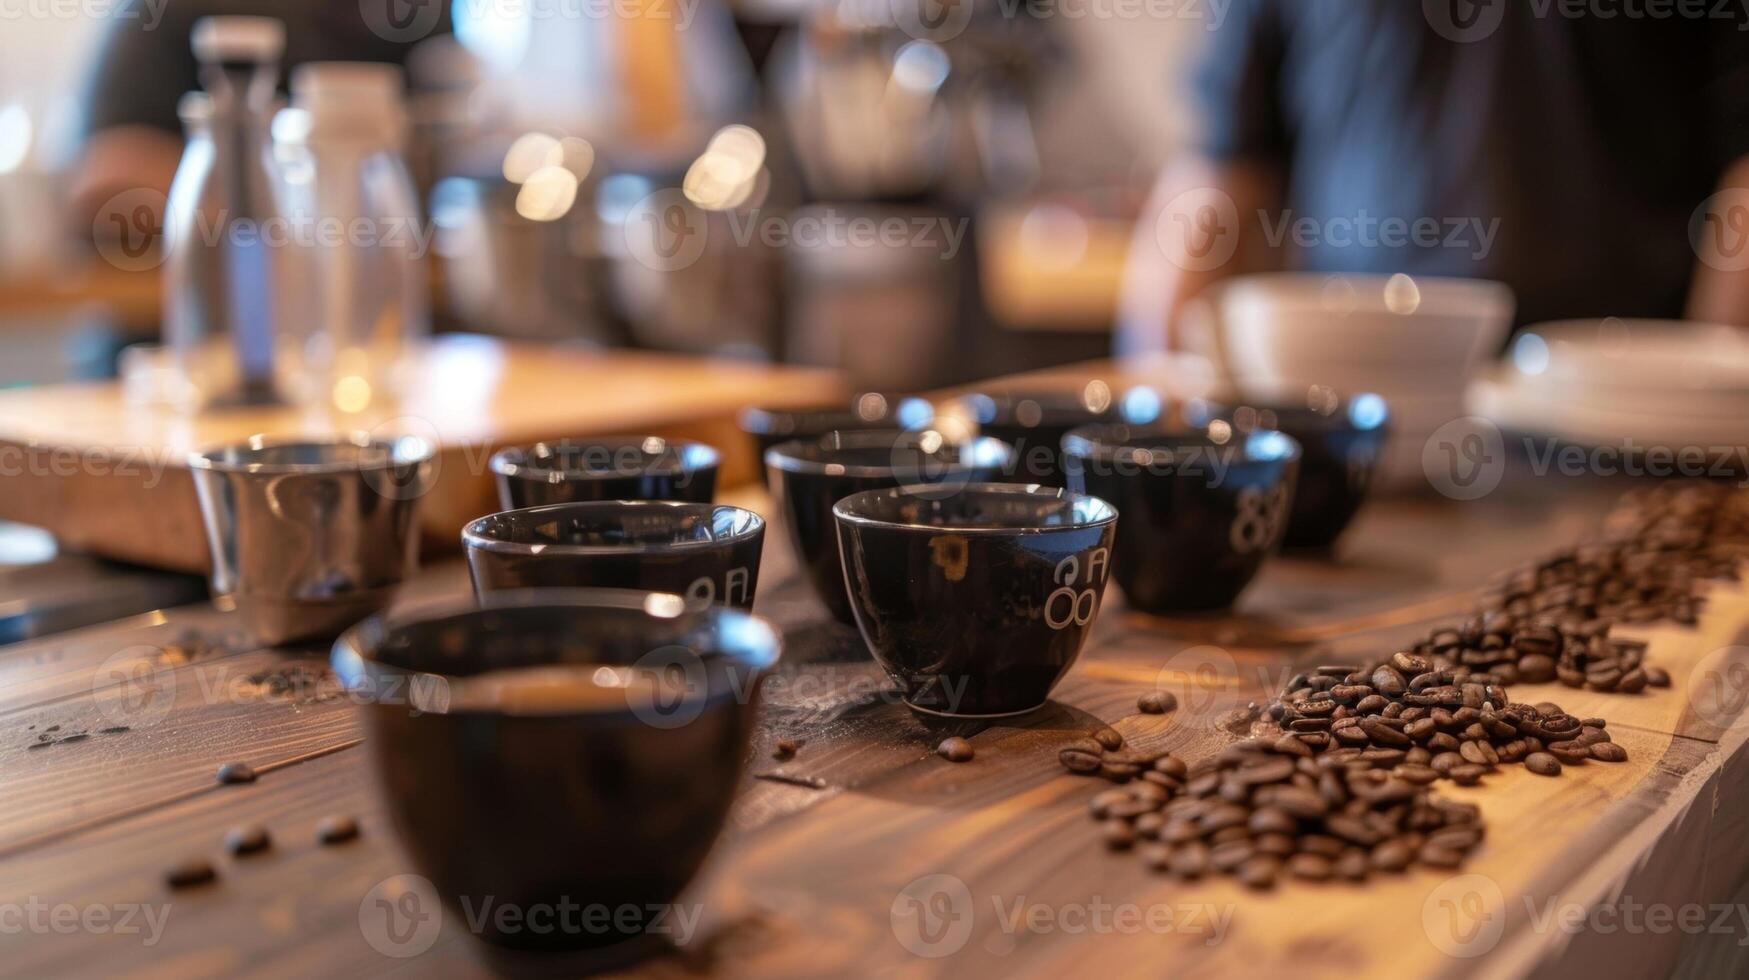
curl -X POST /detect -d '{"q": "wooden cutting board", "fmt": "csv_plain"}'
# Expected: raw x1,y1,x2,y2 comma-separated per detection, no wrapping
0,335,843,572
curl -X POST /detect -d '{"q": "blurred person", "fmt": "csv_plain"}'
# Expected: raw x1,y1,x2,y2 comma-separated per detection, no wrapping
68,0,452,230
1116,1,1749,354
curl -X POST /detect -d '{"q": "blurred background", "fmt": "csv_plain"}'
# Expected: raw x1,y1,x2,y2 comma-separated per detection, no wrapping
0,0,1210,391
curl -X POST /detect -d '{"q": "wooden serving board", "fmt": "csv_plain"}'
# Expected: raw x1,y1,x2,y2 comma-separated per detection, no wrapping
0,336,842,572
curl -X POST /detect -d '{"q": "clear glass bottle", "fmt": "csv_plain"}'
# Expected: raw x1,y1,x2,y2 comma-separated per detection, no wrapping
159,16,289,409
271,62,429,418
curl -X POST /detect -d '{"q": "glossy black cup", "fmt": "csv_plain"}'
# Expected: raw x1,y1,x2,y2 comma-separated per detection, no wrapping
959,387,1165,487
766,431,1015,625
834,484,1118,717
1063,424,1301,613
463,502,764,610
740,394,934,489
332,589,779,950
490,437,719,509
1192,389,1390,549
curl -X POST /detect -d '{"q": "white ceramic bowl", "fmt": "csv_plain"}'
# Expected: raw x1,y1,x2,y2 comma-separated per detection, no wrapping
1218,273,1515,393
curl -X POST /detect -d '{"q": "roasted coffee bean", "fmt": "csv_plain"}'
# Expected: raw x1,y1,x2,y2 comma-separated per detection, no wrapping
1369,839,1413,873
225,825,272,856
1334,849,1371,881
1287,852,1333,881
165,859,217,889
1209,839,1255,872
937,737,974,763
772,738,801,761
1645,667,1672,687
316,816,360,845
1545,741,1590,765
216,762,257,785
1137,691,1177,714
1169,842,1209,878
1093,727,1124,751
1524,752,1561,776
1102,819,1137,850
1589,741,1628,763
1238,855,1282,889
1060,747,1102,774
1419,844,1465,868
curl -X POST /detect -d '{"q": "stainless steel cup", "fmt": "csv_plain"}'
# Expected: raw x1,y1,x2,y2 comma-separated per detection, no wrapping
189,435,437,645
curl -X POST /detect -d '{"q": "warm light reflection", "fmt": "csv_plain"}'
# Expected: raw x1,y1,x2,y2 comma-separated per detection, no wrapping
1081,380,1112,413
503,132,560,184
332,375,372,413
0,104,33,175
515,165,579,221
1383,273,1422,314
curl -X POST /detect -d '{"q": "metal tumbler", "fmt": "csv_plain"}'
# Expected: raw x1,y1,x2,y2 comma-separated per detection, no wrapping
189,434,436,645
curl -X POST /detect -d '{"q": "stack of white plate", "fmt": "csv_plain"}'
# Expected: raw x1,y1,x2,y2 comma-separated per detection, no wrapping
1471,319,1749,451
1203,273,1516,487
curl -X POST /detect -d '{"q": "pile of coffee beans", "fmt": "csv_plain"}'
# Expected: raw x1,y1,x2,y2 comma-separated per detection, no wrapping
1095,740,1485,887
1257,660,1627,784
1413,483,1747,689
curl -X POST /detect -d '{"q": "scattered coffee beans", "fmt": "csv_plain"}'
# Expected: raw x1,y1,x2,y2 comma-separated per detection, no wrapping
315,816,360,845
165,859,217,889
1137,691,1178,715
216,762,257,785
772,738,800,761
225,825,272,856
937,737,975,763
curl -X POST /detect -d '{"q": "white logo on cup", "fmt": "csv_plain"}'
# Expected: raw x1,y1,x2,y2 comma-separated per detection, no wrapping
1422,0,1506,43
685,567,752,610
1690,189,1749,273
359,873,443,958
624,189,710,272
1421,873,1506,958
1422,416,1506,501
1154,186,1240,273
890,0,974,42
626,645,710,728
359,0,445,43
1046,549,1109,630
1688,646,1749,733
890,874,974,958
1152,645,1240,728
93,188,168,273
93,645,178,730
1229,484,1289,554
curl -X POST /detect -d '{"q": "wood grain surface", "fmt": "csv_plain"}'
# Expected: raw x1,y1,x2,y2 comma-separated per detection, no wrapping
3,454,1749,979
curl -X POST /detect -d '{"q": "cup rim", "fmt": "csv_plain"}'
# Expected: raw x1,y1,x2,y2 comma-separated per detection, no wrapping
489,437,720,485
188,433,436,474
1197,389,1391,433
330,587,782,716
832,482,1118,534
738,394,933,436
462,501,764,557
1061,424,1303,466
764,431,1015,478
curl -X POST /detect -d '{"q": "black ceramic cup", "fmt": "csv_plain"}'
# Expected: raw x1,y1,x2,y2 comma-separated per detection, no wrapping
834,484,1118,717
332,589,779,951
1191,389,1390,549
463,502,764,610
959,387,1165,487
766,430,1015,625
489,437,719,509
1063,424,1301,613
739,394,934,489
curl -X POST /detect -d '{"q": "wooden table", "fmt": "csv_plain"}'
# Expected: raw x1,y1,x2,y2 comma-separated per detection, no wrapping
3,454,1749,978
